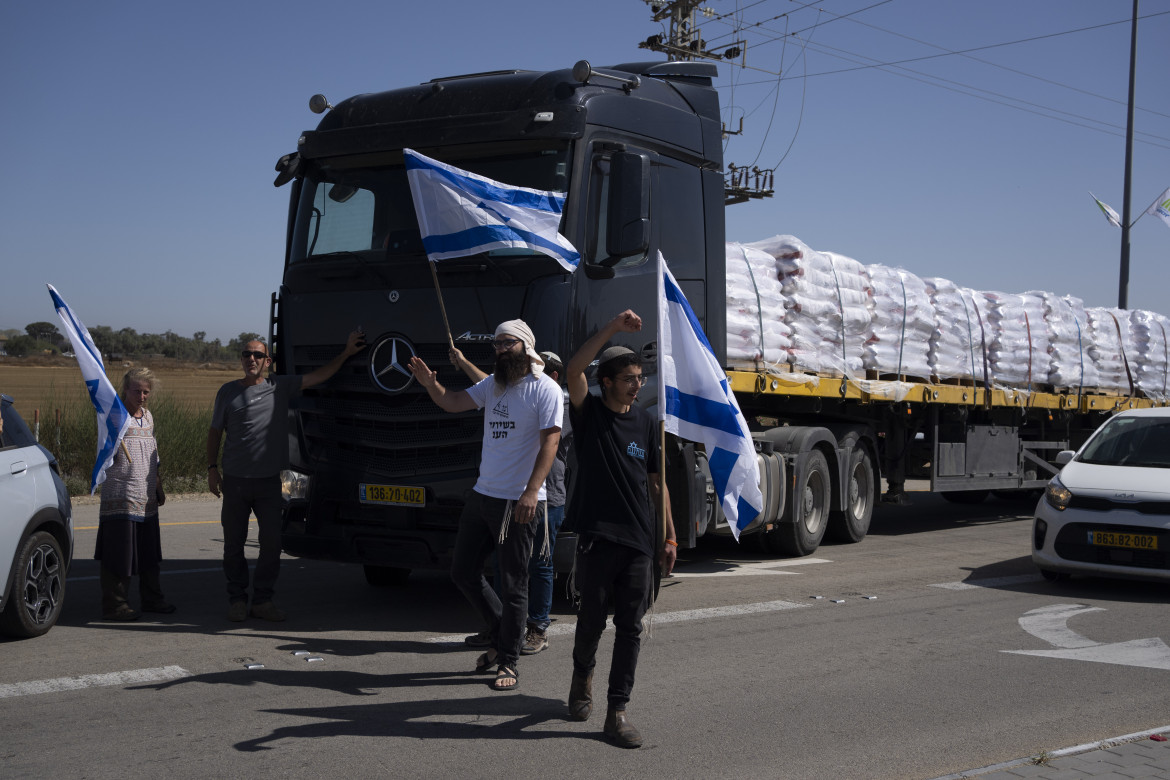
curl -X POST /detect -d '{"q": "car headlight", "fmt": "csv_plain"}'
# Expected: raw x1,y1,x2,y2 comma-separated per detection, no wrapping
1044,475,1072,511
281,469,311,501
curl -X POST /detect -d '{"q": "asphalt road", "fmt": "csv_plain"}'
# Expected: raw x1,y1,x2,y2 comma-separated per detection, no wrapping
2,492,1167,779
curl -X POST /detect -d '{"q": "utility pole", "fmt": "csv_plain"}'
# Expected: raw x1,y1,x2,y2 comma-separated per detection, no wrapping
1118,0,1139,309
638,1,773,205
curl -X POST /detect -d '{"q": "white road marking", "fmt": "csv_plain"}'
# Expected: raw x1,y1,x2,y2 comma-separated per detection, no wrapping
0,665,190,699
669,557,833,579
929,574,1042,590
426,599,811,644
1003,603,1170,671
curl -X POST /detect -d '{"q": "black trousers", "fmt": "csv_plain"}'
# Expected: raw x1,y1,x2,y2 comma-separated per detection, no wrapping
221,474,283,604
572,536,653,709
450,491,536,669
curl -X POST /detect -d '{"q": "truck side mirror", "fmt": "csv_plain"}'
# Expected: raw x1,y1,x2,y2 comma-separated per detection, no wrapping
603,151,650,264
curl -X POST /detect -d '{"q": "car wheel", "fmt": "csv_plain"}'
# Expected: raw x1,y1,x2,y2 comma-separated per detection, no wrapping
0,531,66,639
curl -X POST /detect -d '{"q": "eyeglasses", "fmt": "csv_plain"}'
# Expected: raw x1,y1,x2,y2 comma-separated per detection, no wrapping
241,350,269,360
491,338,521,350
616,374,647,386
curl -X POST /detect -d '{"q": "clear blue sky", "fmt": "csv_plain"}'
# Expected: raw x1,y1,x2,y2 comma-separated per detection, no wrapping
3,0,1167,344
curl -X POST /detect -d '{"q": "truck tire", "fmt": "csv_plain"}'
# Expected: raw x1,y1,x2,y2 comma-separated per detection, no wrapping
0,531,66,639
829,446,874,543
774,450,831,557
363,565,410,587
941,490,989,505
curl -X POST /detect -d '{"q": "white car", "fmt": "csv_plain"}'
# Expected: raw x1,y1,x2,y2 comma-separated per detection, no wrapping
1,394,73,638
1032,407,1170,583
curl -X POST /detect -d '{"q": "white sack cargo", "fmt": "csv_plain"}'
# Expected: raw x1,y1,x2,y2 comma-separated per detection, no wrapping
865,264,935,379
725,242,793,366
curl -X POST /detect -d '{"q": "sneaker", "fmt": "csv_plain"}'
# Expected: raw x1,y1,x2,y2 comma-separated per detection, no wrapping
521,626,548,655
464,630,493,647
250,601,287,622
227,601,248,622
102,604,140,622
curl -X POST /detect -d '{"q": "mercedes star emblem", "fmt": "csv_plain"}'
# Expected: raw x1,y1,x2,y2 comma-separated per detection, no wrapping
369,335,416,394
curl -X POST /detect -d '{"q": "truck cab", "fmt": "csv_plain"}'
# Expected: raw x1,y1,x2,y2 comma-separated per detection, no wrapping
273,61,726,578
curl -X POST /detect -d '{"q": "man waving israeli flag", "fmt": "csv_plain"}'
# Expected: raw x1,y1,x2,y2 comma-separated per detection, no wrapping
657,252,762,540
403,148,580,273
47,284,130,494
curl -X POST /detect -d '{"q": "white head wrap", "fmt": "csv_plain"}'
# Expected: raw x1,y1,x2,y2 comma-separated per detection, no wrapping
495,319,545,372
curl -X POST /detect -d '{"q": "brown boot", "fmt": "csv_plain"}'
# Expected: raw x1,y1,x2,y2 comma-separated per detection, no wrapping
568,672,593,721
603,707,643,748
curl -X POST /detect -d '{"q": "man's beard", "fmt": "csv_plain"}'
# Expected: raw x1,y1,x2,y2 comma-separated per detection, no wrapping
494,349,531,388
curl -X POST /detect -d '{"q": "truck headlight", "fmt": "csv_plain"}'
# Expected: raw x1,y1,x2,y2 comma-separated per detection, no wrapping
1044,475,1072,511
282,469,310,501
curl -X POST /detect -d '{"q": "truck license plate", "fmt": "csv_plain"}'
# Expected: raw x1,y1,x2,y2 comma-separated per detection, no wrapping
359,483,425,507
1087,530,1158,550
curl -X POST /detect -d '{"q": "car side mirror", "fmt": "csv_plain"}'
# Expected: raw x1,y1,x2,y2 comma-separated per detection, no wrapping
1055,450,1074,466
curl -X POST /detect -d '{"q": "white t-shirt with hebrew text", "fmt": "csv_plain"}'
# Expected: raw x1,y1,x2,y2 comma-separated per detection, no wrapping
465,371,563,501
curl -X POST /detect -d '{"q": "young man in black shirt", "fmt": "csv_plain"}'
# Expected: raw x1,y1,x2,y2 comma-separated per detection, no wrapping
565,309,677,748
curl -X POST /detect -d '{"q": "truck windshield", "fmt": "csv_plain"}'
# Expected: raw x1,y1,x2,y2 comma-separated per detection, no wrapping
290,143,572,265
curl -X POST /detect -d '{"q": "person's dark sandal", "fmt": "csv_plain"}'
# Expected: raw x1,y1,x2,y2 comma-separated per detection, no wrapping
490,665,518,691
474,649,498,673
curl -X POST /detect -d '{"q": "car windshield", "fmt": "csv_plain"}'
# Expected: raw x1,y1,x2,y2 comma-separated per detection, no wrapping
289,142,572,265
1078,416,1170,468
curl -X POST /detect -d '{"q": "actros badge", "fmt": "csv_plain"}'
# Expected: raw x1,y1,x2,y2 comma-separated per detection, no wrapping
369,335,416,393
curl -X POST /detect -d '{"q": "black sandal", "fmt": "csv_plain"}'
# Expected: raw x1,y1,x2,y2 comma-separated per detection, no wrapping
490,665,518,691
475,650,498,673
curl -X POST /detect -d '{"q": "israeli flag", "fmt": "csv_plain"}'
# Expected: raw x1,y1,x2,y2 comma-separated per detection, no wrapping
403,148,580,273
47,285,130,494
657,252,762,540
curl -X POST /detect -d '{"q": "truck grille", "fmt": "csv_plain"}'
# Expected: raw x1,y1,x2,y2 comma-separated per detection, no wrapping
291,341,494,482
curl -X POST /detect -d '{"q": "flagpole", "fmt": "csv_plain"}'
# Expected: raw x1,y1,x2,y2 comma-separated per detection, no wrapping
1117,0,1138,309
428,260,455,350
654,419,667,603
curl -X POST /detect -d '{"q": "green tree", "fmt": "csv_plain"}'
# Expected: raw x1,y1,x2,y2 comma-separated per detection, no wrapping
5,334,35,357
26,321,61,347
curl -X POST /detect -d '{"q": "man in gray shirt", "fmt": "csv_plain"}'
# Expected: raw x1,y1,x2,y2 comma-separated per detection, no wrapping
207,331,365,622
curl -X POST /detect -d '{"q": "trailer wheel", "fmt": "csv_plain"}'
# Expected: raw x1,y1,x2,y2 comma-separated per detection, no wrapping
774,450,831,557
941,490,989,505
363,565,410,587
829,446,873,543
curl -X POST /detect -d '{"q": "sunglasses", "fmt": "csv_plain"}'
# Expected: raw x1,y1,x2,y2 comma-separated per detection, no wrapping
491,338,521,350
241,350,270,360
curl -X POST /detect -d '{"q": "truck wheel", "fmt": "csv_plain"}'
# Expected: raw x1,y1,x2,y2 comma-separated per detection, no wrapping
363,565,410,587
774,450,831,557
941,490,989,505
829,446,873,543
0,531,66,639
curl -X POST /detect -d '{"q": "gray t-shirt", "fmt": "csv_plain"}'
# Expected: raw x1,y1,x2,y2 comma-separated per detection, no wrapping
211,375,302,478
544,409,571,508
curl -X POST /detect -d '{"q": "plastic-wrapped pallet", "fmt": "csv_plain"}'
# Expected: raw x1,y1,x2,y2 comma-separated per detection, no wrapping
1086,308,1129,393
865,264,936,378
923,277,984,381
1126,310,1170,400
979,291,1050,388
1040,293,1099,391
746,235,870,376
725,241,793,366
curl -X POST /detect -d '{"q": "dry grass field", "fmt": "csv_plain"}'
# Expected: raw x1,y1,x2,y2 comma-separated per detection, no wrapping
0,357,239,420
